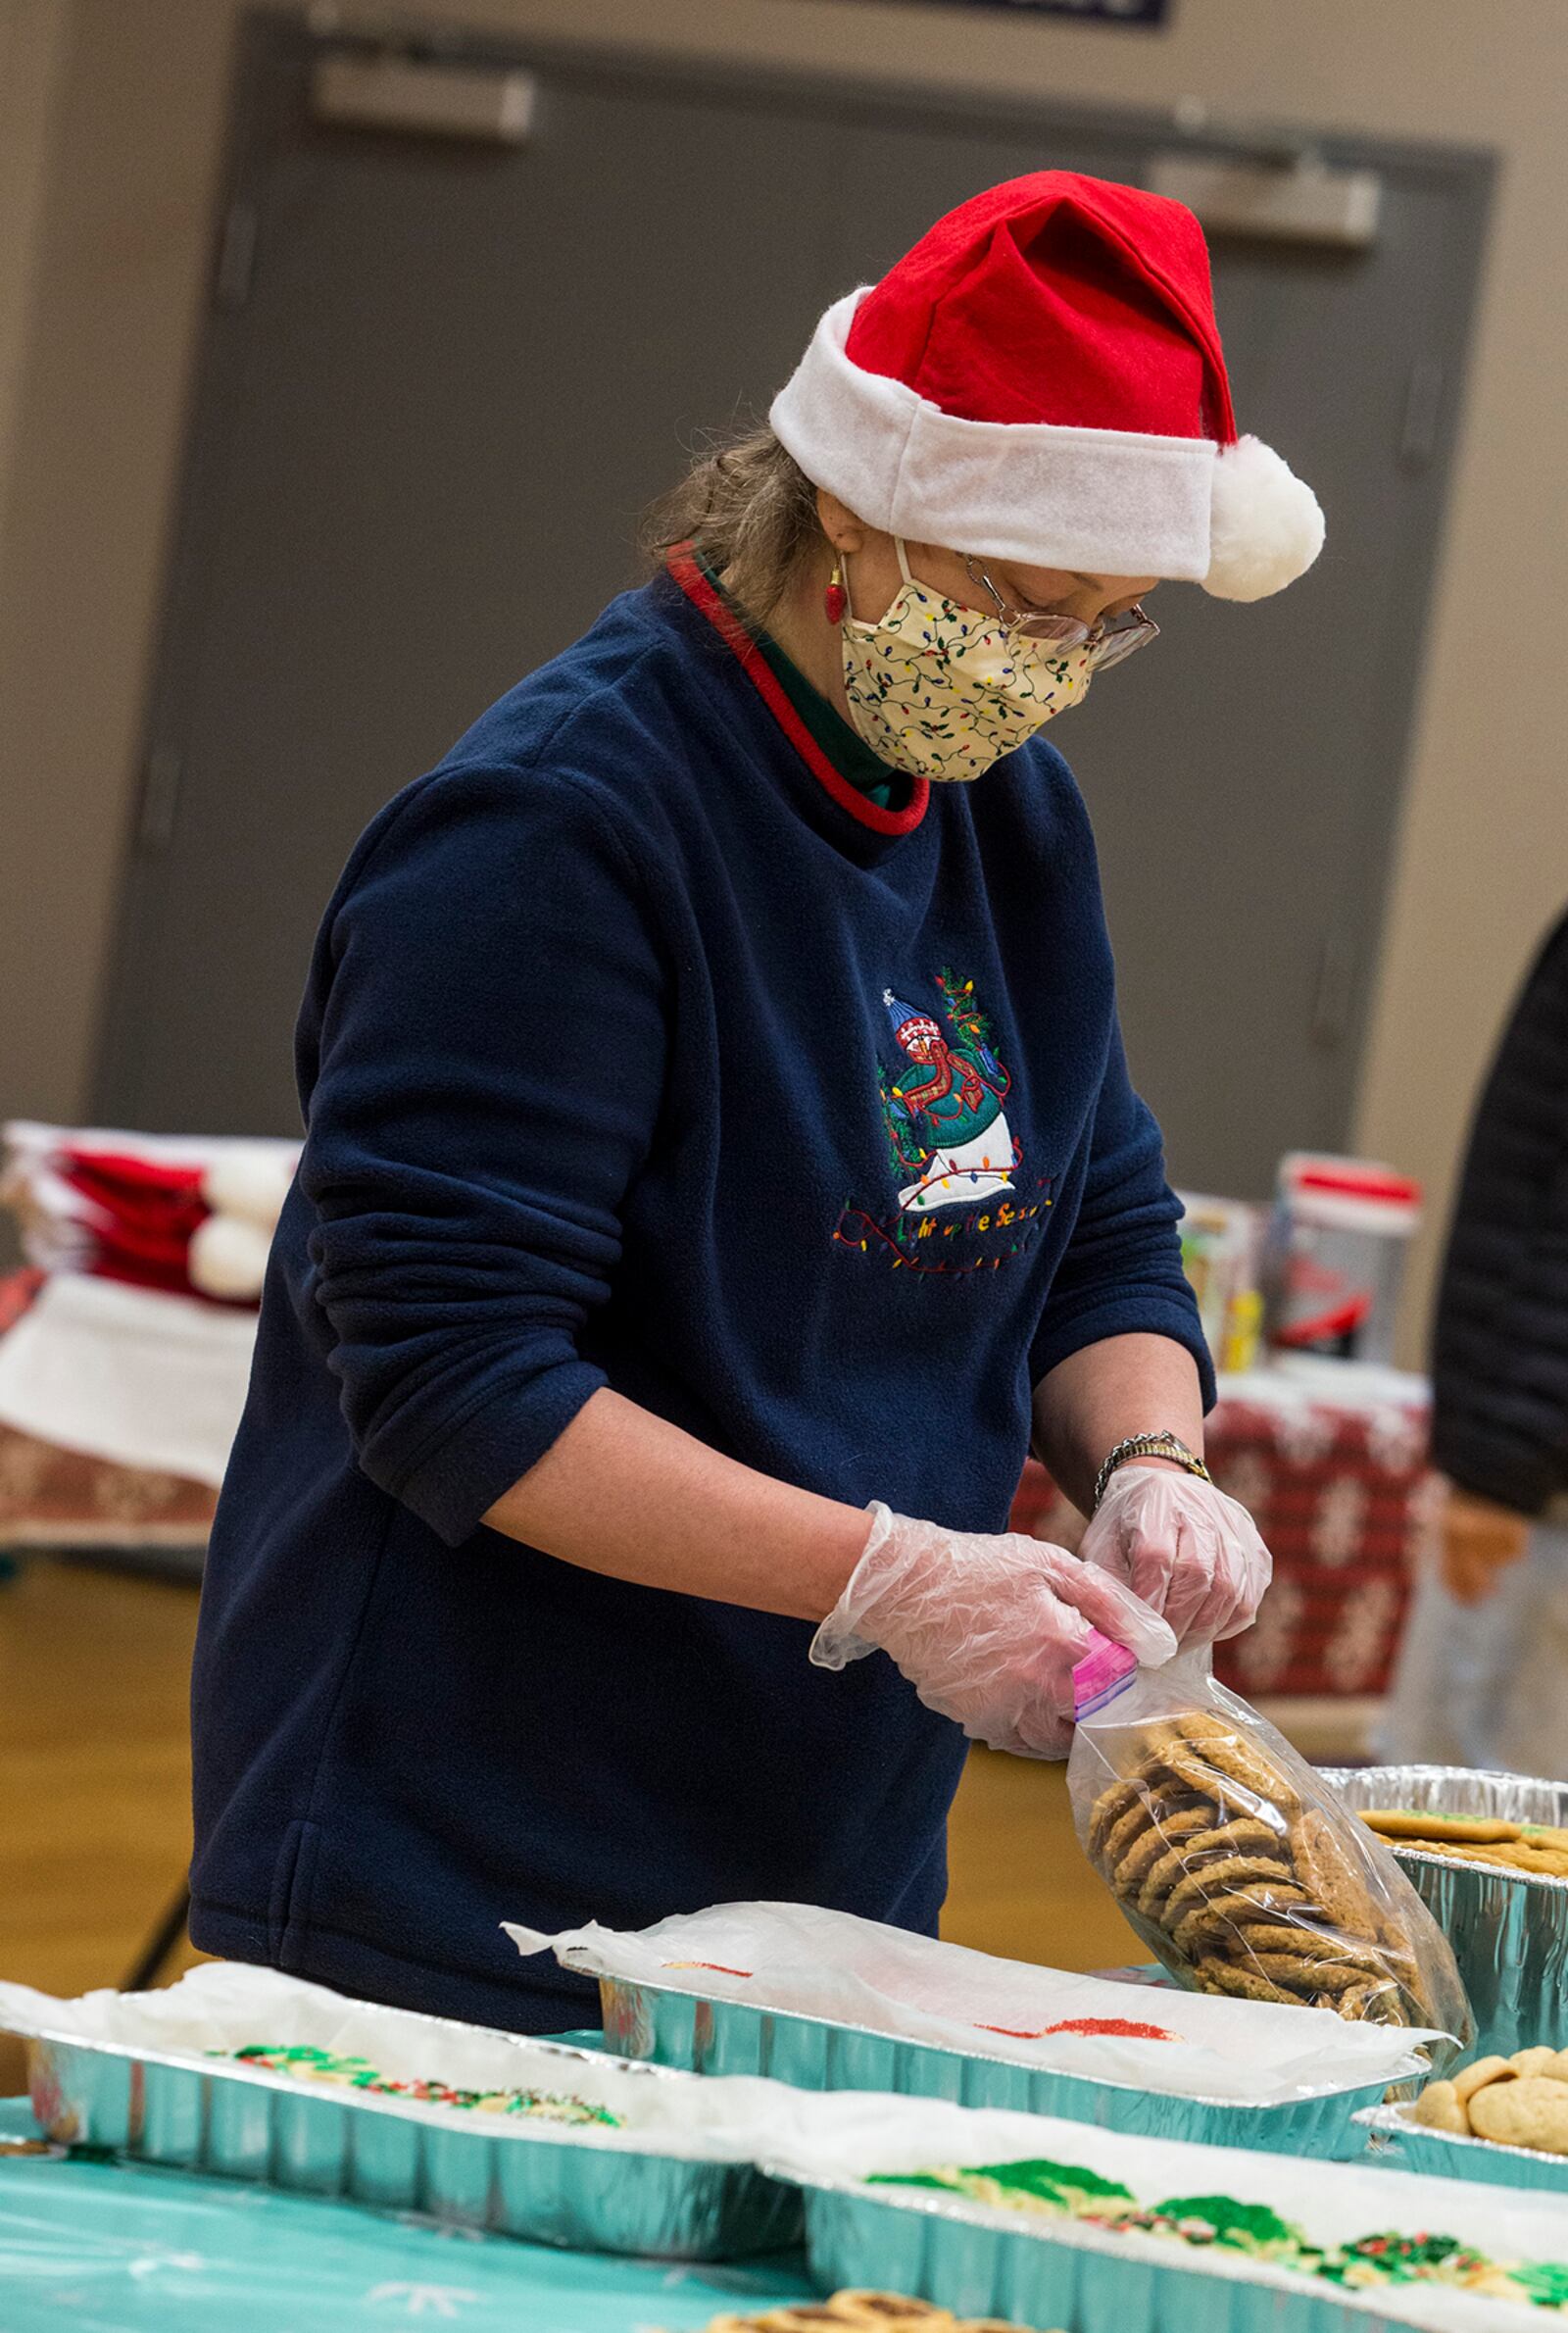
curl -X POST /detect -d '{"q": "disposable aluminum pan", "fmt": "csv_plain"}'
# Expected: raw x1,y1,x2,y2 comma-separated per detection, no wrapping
599,1975,1409,2161
788,2172,1488,2333
1356,2101,1568,2198
18,2016,799,2259
1320,1765,1568,2060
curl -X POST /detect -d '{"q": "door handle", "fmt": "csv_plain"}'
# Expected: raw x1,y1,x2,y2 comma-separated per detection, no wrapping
1311,926,1356,1048
136,748,182,851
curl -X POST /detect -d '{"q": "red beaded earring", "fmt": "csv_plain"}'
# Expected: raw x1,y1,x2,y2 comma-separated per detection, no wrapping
823,559,847,625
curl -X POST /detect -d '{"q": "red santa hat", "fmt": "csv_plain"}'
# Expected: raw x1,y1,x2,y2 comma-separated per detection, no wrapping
770,172,1323,602
2,1122,296,1307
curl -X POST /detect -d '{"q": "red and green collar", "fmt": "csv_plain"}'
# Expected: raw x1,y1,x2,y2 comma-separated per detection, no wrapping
666,544,929,838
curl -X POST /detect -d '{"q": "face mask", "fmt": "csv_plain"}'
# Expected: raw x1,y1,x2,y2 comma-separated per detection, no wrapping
839,540,1095,782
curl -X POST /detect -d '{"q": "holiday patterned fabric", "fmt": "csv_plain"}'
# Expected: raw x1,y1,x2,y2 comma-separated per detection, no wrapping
840,570,1094,782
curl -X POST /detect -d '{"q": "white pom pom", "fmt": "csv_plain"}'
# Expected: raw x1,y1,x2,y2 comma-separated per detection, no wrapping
1203,434,1325,603
201,1146,294,1229
189,1212,273,1300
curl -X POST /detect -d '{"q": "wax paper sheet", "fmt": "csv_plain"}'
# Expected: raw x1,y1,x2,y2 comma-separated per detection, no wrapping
757,2090,1568,2333
505,1900,1438,2102
0,1962,791,2163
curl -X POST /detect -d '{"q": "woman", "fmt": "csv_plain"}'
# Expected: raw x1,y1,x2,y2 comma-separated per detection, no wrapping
190,172,1320,2033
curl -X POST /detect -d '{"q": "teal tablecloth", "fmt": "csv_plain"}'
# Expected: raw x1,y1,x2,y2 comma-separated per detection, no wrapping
0,2099,815,2331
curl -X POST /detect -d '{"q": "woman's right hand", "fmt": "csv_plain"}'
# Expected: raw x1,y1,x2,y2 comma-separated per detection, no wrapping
809,1503,1176,1759
1440,1481,1531,1605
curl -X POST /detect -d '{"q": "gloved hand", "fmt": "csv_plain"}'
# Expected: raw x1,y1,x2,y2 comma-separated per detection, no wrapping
1078,1464,1272,1645
810,1503,1177,1759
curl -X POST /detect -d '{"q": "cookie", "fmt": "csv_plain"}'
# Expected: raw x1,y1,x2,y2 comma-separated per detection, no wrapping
1291,1808,1381,1936
823,2299,956,2328
1163,1855,1305,1924
1453,2056,1516,2105
1137,1839,1227,1920
1147,1744,1275,1824
1133,1756,1217,1816
1360,1809,1520,1845
1088,1777,1142,1860
1136,1710,1254,1767
1099,1794,1162,1874
1178,1816,1292,1863
1468,2075,1568,2157
1450,1840,1568,1876
1147,1708,1299,1794
1170,1882,1311,1957
1414,2078,1470,2134
752,2313,859,2331
1185,1730,1301,1812
1240,1951,1373,1997
1498,1843,1568,1875
1193,1959,1296,2007
1228,1922,1389,1971
1337,1977,1406,2024
1114,1803,1213,1896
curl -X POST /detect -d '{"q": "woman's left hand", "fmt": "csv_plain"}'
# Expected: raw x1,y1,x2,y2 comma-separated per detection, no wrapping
1078,1464,1272,1646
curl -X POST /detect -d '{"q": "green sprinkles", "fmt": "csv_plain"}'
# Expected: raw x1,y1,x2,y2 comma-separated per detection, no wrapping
867,2158,1568,2308
227,2043,621,2125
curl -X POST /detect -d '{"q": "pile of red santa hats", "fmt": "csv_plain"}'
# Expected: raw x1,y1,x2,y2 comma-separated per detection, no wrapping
2,1122,298,1306
0,1124,298,1486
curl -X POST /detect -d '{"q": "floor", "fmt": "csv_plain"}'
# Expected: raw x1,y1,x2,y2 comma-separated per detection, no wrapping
0,1556,1141,2075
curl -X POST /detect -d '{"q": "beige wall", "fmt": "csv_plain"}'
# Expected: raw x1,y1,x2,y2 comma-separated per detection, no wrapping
3,0,1567,1361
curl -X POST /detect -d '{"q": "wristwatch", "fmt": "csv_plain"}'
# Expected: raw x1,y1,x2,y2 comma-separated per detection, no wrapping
1093,1430,1211,1514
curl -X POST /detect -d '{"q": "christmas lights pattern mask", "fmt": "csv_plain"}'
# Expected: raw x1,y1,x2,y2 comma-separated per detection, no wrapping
839,538,1096,782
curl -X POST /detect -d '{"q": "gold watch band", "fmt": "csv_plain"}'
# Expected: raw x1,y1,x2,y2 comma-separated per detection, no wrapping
1093,1431,1211,1513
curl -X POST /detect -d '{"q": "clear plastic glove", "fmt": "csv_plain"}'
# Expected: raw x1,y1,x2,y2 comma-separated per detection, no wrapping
1079,1464,1272,1646
809,1502,1177,1760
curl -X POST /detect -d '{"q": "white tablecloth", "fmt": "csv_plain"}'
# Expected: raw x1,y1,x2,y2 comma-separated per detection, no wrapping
0,1272,257,1487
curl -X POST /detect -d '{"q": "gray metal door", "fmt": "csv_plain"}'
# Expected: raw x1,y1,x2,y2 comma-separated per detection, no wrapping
97,16,1491,1201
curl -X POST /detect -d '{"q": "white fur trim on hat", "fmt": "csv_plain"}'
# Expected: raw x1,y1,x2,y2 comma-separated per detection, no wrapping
771,289,1324,598
771,290,1217,581
201,1146,293,1229
189,1212,274,1301
1203,433,1325,602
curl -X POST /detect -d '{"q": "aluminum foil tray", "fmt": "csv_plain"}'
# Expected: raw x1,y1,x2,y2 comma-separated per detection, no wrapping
791,2173,1459,2333
1319,1764,1568,2060
1357,2101,1568,2198
19,2019,800,2259
600,1975,1399,2160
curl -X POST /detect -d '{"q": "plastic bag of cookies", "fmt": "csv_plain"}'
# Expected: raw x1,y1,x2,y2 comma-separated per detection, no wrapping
1066,1641,1472,2058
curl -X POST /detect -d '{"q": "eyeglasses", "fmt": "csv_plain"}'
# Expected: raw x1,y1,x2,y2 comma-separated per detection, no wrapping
963,557,1160,670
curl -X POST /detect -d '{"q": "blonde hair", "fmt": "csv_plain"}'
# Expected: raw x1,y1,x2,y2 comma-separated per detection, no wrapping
642,423,825,624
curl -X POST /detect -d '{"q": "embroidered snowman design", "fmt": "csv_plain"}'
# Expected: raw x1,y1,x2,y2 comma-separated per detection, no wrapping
878,975,1018,1215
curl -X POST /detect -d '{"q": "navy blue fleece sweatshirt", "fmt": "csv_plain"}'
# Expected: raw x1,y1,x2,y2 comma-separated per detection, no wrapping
189,553,1210,2032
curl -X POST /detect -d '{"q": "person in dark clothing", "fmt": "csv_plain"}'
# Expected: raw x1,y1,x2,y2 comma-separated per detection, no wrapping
1383,907,1568,1775
189,174,1318,2030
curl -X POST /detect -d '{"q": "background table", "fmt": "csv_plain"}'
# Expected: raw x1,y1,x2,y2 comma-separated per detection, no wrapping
0,2097,813,2333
